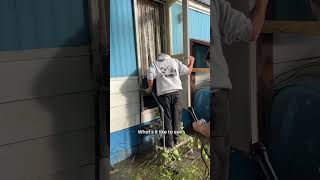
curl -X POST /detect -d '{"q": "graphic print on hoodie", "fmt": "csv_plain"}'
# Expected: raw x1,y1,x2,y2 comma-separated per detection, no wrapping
147,54,189,96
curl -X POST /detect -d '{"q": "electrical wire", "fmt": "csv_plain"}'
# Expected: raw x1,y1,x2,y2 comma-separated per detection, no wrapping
273,56,320,64
274,62,320,80
273,64,320,90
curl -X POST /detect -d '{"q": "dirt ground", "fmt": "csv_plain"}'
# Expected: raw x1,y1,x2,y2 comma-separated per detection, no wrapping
110,134,210,180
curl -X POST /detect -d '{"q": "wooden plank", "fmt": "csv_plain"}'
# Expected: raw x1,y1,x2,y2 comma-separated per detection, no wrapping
39,165,95,180
87,0,102,179
110,113,140,133
168,0,178,7
256,34,273,143
110,104,140,121
165,2,172,54
192,68,209,73
0,56,93,103
249,42,258,145
110,91,140,108
175,0,210,15
262,21,320,35
132,0,144,121
0,93,95,146
110,77,139,94
182,0,190,108
190,72,196,106
0,128,95,180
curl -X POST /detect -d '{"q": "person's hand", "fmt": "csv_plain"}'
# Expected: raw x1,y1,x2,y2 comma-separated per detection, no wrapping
192,122,210,138
145,87,152,94
188,56,195,62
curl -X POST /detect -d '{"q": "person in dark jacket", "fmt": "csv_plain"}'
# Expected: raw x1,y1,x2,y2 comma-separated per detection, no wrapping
194,0,269,179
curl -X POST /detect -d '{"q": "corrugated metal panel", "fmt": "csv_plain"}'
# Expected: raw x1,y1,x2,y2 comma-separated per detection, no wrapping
171,3,210,54
110,0,138,77
0,0,89,51
189,9,210,41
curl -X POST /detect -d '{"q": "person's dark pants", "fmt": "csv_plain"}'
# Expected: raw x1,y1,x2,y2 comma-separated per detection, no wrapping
211,89,230,180
158,91,182,146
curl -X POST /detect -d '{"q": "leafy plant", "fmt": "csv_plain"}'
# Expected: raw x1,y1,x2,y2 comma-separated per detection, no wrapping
113,128,210,180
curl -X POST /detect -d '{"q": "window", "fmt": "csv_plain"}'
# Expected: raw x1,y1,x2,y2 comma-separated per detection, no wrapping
136,0,165,76
136,0,166,110
190,39,210,105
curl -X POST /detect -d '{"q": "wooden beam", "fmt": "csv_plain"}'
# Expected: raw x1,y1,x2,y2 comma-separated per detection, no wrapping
262,21,320,35
192,68,209,73
256,34,273,144
166,2,173,55
88,0,108,179
190,39,210,46
167,0,178,7
182,0,190,108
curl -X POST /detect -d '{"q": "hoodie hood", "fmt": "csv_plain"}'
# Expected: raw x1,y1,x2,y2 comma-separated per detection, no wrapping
157,53,171,61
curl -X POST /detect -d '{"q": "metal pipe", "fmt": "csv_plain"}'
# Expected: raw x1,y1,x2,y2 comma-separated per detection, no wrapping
150,90,166,150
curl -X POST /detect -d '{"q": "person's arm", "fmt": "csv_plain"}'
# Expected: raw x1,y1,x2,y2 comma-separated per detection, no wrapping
187,56,195,74
146,64,156,94
146,79,154,94
250,0,269,41
177,56,195,76
217,0,268,44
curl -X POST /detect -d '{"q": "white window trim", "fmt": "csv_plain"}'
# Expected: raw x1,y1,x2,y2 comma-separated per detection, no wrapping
176,0,210,15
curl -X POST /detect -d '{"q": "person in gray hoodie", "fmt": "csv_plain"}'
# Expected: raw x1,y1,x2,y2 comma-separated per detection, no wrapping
146,54,195,148
192,0,269,179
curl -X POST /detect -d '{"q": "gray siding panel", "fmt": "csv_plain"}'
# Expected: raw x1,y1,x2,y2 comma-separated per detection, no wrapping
0,56,93,103
0,93,95,145
0,47,96,179
0,128,95,180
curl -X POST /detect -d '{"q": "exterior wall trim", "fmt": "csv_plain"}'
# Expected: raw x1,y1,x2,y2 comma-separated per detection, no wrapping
176,0,210,15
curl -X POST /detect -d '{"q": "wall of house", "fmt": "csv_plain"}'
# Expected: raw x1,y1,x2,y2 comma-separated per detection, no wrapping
0,0,96,179
110,0,210,165
109,0,141,165
171,3,210,92
171,3,210,54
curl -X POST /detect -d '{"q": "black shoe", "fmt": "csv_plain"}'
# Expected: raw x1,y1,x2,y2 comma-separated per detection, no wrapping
174,138,179,145
173,136,180,145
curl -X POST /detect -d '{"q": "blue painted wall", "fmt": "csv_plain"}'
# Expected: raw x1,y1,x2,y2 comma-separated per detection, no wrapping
171,3,210,54
110,119,159,165
110,0,138,77
110,125,141,165
0,0,89,51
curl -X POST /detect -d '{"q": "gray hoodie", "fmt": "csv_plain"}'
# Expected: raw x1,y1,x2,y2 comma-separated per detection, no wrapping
147,54,189,96
211,0,252,89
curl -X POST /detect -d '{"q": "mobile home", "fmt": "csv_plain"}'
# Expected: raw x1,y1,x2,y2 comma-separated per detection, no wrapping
110,0,210,165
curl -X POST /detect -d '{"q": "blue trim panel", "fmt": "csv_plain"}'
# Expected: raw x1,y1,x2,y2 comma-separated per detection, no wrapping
0,0,89,51
110,0,138,77
171,4,210,54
